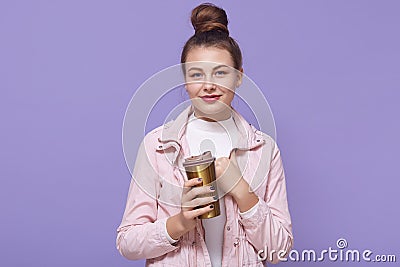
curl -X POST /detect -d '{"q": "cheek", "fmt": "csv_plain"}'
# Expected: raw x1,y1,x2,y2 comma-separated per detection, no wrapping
185,83,202,98
217,74,239,90
224,91,235,107
220,86,235,100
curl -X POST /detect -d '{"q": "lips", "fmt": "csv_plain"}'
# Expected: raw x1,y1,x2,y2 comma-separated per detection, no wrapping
200,94,222,103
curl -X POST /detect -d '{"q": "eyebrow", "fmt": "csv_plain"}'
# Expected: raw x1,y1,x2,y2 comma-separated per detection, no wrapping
187,64,229,72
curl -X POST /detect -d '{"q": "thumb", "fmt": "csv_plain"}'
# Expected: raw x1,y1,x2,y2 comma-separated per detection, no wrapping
228,149,238,166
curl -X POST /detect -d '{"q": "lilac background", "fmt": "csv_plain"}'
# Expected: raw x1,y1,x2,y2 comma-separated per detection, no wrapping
1,1,399,266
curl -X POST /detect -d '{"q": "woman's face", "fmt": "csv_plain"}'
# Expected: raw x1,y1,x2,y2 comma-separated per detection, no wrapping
184,46,242,120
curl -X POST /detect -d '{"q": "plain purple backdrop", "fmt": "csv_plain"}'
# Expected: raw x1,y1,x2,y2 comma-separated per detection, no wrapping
1,1,399,266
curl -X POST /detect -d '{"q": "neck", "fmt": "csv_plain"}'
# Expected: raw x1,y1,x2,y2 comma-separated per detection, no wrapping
193,107,232,122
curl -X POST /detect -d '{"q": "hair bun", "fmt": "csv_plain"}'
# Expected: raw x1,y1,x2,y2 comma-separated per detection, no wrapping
191,3,229,35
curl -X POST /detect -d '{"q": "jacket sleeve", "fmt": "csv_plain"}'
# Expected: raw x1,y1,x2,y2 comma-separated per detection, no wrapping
116,139,178,260
238,142,293,264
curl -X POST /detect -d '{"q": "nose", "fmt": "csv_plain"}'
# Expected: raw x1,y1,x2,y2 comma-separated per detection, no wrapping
203,81,216,92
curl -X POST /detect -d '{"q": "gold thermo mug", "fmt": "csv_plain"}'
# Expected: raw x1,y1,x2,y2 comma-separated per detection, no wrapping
183,151,220,219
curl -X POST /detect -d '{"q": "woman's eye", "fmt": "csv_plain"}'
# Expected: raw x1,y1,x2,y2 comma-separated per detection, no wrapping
215,70,226,77
189,73,203,79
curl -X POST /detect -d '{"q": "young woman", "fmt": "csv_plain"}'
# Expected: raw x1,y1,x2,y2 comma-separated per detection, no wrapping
116,3,293,266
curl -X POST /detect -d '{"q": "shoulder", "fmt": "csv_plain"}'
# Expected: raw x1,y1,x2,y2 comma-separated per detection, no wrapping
250,125,278,150
142,121,174,148
233,109,278,152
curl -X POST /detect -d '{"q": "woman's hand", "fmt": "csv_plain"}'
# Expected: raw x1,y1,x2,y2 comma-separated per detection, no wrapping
215,151,244,197
215,151,259,213
166,178,216,240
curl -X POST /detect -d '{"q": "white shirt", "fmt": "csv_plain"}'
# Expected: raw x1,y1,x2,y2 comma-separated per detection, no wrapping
185,113,238,267
164,113,259,266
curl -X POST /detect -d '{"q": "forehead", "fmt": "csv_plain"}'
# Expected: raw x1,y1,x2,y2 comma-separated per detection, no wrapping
185,46,234,68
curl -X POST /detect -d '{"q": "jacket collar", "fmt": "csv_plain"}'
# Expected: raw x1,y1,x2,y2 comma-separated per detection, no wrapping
157,105,265,151
158,105,193,144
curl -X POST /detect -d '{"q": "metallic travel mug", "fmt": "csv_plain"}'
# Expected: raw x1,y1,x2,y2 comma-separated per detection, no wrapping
183,151,220,219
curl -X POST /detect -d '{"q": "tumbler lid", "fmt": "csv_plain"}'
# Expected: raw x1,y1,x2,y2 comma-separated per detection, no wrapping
183,151,215,167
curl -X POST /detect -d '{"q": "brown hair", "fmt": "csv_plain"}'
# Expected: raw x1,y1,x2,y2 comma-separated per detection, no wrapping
181,3,243,70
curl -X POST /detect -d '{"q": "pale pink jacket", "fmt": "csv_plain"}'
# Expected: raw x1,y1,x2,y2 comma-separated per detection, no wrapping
116,106,293,266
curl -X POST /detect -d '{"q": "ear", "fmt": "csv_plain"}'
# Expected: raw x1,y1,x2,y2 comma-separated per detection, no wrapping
236,67,244,88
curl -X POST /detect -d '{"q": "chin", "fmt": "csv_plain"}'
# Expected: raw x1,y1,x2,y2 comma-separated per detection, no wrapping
191,99,231,117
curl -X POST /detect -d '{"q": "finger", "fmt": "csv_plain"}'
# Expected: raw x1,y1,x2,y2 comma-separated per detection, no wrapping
228,149,239,165
215,156,230,164
184,178,203,187
182,178,203,194
215,157,230,178
185,184,215,201
228,148,237,160
183,196,217,209
186,204,215,219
